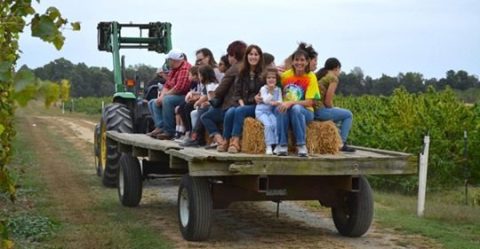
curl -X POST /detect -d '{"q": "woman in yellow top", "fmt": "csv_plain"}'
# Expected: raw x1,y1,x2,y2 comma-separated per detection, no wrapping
315,58,355,152
275,48,321,157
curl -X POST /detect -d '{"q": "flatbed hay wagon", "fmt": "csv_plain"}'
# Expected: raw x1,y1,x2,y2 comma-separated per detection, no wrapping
107,131,417,241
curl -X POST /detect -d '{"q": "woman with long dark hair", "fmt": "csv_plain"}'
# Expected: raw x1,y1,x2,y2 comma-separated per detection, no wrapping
315,58,355,152
221,44,264,153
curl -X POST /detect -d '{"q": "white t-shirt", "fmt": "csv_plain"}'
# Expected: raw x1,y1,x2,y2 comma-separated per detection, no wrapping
205,82,219,100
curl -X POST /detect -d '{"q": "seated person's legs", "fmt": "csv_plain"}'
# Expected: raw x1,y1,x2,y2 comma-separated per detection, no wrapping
288,104,313,157
156,95,185,139
274,106,290,155
147,99,164,136
222,107,236,140
314,107,354,151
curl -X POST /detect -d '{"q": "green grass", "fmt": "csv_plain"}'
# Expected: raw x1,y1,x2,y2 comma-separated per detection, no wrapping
375,191,480,249
4,114,171,249
41,117,173,249
2,118,57,249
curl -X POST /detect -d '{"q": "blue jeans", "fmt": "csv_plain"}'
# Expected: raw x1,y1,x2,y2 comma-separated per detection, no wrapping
200,107,224,137
222,105,256,138
232,105,256,137
222,107,236,139
256,109,277,146
275,104,314,146
150,95,185,135
314,107,352,143
149,99,163,129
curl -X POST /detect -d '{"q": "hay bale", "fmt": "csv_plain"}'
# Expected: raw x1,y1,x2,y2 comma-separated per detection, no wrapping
306,121,342,154
241,118,266,154
241,118,341,155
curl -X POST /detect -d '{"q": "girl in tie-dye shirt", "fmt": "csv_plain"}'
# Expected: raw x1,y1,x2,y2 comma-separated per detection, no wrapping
275,49,321,157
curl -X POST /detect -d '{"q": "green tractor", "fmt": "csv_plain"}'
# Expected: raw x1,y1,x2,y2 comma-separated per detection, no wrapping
93,21,172,187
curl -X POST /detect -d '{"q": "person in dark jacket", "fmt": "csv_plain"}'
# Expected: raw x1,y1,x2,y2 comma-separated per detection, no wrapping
223,44,264,153
200,40,247,151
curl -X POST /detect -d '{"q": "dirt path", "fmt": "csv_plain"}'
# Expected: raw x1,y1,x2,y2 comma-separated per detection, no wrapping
24,112,441,249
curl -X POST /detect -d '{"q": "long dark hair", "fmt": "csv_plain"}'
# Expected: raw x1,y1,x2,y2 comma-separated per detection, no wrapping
316,57,341,80
196,48,217,67
239,44,264,78
198,65,218,83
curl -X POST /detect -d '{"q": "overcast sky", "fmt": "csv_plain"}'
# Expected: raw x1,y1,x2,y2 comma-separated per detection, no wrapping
17,0,479,79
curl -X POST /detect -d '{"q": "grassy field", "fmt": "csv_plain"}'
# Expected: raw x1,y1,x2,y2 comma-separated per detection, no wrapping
1,114,171,249
374,190,480,249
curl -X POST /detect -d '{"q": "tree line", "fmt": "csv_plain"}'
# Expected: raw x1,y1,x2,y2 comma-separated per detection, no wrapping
23,58,158,98
24,58,480,100
338,67,480,98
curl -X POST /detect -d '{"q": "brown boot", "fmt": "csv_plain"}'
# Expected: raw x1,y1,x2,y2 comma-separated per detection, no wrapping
214,134,228,152
147,127,162,137
228,137,240,153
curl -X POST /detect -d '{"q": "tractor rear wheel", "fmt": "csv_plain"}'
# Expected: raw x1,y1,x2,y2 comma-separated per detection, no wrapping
98,103,133,187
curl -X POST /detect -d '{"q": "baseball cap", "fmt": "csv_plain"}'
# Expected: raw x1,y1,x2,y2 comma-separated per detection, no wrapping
166,49,185,61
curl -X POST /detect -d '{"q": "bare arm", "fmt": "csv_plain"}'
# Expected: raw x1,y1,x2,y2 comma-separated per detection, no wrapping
324,82,337,108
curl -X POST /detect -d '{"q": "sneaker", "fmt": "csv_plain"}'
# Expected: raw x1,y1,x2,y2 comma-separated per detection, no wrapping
174,132,184,139
174,135,186,143
273,145,279,155
297,145,308,157
277,145,288,156
265,146,273,155
180,137,200,147
340,144,356,152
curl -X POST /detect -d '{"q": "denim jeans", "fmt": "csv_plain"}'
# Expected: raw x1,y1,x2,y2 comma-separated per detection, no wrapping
275,104,313,146
314,107,352,143
256,109,277,146
222,107,236,139
148,99,163,129
200,107,224,137
231,105,256,138
150,95,185,135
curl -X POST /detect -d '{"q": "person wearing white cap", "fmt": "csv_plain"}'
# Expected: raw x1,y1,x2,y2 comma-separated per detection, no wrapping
148,49,192,140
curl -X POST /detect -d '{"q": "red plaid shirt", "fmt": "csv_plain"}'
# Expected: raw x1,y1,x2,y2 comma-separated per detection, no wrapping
164,61,192,95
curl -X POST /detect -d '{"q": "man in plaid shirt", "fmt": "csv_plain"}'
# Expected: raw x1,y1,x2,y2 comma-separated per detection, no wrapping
148,49,192,140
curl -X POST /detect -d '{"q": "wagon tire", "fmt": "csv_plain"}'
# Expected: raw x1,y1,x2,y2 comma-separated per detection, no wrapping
331,175,374,237
177,175,212,241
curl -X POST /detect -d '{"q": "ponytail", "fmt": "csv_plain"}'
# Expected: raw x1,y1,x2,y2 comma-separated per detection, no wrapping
316,68,328,80
316,57,341,79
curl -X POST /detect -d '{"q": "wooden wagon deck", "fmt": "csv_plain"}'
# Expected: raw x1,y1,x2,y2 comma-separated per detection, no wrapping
108,131,417,177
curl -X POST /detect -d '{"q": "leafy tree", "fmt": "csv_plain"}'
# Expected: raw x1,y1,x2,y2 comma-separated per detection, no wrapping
0,1,79,247
370,74,399,95
398,72,425,93
338,67,365,96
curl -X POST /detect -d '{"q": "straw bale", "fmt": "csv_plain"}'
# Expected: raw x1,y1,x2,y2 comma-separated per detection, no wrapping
306,121,342,154
241,117,266,154
241,118,341,155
